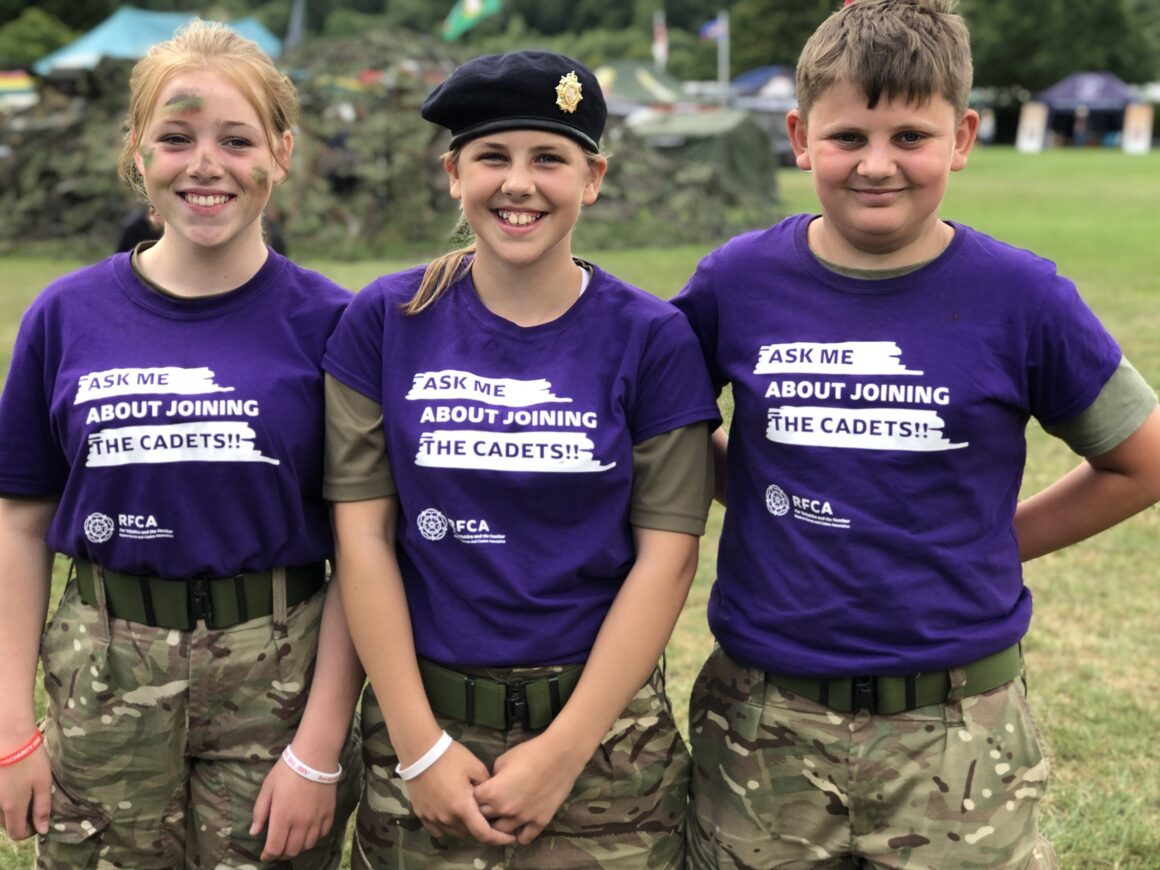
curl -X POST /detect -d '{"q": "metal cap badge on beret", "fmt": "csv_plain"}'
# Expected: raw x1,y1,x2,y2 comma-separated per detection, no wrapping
421,50,607,152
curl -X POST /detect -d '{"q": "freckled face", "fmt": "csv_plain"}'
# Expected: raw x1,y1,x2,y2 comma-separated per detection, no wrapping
133,70,291,255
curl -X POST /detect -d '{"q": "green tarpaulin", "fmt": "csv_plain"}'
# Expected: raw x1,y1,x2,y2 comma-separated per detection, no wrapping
629,108,778,205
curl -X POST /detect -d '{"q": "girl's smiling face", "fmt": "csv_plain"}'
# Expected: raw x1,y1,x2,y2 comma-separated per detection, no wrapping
447,129,606,273
134,69,291,255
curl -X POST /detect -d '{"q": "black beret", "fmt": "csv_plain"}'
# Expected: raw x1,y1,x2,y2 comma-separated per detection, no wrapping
421,51,607,153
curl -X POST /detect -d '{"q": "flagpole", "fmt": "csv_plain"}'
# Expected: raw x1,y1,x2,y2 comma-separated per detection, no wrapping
717,10,730,102
285,0,306,50
652,10,668,73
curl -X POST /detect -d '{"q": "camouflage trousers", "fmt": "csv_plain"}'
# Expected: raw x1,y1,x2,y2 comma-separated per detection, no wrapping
35,574,362,869
353,666,690,869
686,647,1059,869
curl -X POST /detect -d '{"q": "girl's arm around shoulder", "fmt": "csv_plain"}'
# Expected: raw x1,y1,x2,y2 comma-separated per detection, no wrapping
1015,406,1160,561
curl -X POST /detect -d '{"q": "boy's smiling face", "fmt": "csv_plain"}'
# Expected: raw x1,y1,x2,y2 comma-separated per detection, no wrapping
788,80,978,268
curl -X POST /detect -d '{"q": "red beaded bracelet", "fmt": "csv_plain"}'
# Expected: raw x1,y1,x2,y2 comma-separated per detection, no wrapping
0,731,44,767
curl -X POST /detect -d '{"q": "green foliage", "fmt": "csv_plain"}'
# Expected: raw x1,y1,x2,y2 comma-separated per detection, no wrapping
12,0,1158,89
0,0,111,31
961,0,1158,89
1130,0,1160,65
381,0,444,33
471,21,649,67
730,0,835,74
321,9,387,38
657,0,738,33
0,7,76,69
658,28,714,83
341,0,387,14
248,0,292,37
125,0,220,11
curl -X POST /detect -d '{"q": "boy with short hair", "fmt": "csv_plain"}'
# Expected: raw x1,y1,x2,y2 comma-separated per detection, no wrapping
673,0,1160,866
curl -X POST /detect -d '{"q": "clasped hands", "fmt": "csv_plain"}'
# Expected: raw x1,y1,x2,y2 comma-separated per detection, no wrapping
405,732,585,847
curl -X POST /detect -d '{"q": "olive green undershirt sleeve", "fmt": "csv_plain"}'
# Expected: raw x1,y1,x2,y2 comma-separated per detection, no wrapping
1045,357,1158,456
631,421,715,535
324,378,716,524
323,374,396,501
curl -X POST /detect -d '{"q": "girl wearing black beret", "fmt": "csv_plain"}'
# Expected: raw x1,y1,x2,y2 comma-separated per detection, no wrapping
323,50,720,867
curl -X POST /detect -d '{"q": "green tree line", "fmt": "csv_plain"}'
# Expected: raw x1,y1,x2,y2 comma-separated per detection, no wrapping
2,0,1158,89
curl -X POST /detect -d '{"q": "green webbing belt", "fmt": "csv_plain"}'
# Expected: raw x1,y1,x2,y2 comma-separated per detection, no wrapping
74,560,327,630
765,643,1022,715
418,658,584,731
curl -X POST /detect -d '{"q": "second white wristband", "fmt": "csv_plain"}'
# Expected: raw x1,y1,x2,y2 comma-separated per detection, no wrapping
395,730,453,782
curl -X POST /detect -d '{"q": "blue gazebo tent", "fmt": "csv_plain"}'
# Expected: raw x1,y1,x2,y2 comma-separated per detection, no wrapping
33,7,281,76
1036,71,1137,111
731,65,795,100
1035,72,1139,146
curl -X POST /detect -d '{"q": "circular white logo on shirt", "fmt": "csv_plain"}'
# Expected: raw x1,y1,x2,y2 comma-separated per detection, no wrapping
83,512,116,543
765,485,790,517
416,508,449,541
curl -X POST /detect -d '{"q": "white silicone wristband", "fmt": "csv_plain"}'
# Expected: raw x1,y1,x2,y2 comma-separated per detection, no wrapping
395,730,453,782
281,744,342,784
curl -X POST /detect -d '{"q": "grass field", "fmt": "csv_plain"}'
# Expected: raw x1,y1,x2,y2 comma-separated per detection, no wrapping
2,147,1158,868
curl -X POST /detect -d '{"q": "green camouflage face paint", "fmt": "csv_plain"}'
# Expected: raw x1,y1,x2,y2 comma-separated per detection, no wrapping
164,92,203,114
139,146,154,168
251,167,270,185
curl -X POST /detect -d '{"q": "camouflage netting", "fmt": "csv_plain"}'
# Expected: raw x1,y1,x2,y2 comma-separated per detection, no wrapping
0,59,132,249
0,29,780,257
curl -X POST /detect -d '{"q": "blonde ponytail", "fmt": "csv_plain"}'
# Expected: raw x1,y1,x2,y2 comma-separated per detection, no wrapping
403,242,476,316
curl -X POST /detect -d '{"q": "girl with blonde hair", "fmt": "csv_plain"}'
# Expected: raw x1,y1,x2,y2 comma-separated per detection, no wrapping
324,50,719,868
0,21,361,867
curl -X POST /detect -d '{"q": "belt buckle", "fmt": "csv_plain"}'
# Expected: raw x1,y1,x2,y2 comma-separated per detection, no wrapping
851,676,876,714
188,578,214,627
504,682,529,729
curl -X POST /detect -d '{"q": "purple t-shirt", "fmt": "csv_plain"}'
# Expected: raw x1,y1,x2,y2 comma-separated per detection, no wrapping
0,251,350,578
673,214,1122,677
324,263,720,667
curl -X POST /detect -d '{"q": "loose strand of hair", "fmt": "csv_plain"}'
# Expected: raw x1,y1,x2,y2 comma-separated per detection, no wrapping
403,243,476,316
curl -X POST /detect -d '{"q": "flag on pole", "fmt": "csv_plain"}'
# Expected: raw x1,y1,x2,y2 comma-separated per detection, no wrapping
442,0,503,41
652,10,668,72
698,12,731,100
698,15,726,41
